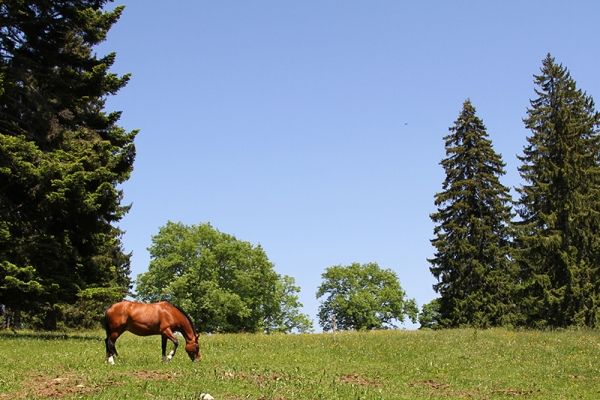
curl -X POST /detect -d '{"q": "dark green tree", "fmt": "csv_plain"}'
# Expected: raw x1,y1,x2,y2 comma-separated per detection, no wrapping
429,99,517,328
0,1,136,329
316,262,417,331
515,54,600,328
135,222,313,333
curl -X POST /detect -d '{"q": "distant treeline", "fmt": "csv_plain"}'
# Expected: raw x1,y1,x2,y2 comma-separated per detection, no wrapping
1,1,599,332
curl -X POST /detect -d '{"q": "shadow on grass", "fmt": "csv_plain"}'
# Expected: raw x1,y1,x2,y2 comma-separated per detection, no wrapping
0,330,102,341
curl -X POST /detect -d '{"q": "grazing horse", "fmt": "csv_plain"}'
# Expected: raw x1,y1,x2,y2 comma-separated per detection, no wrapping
104,300,201,364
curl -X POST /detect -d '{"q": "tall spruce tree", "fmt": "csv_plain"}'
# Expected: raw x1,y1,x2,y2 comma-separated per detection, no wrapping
429,100,517,328
0,1,136,328
515,54,600,328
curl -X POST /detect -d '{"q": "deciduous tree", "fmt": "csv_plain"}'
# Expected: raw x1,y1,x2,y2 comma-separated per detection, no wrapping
265,275,313,333
135,222,312,333
418,298,440,330
316,262,417,331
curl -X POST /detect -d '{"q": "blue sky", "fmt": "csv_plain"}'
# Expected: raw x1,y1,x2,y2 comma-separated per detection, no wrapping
99,1,600,329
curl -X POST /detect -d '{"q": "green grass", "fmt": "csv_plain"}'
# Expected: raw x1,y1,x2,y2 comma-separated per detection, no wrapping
1,328,599,399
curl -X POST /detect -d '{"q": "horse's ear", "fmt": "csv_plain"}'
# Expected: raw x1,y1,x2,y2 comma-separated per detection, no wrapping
195,334,199,341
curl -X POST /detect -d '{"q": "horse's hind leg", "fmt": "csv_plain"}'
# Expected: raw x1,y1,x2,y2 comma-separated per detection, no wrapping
105,337,114,364
161,335,168,362
103,308,121,364
106,331,120,365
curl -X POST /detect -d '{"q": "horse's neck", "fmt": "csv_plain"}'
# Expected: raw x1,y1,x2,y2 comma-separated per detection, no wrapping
178,322,195,342
171,308,195,341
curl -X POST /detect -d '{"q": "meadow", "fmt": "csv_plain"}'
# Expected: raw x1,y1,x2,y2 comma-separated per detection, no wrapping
0,328,599,399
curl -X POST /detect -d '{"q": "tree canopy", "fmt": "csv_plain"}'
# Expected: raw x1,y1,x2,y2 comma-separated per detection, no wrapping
515,54,600,328
135,222,313,333
429,99,517,328
0,0,136,328
316,262,417,331
418,298,441,330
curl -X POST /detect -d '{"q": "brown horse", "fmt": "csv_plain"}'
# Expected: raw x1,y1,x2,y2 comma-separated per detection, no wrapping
104,300,201,364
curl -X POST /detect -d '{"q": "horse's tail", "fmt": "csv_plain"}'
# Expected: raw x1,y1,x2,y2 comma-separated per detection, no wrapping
103,305,118,357
102,307,110,336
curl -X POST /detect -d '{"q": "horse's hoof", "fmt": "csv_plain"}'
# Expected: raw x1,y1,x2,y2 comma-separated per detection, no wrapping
107,356,115,365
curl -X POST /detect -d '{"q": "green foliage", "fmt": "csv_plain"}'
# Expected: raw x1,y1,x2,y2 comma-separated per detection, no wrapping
21,290,119,331
62,286,126,329
316,262,417,331
418,298,441,329
429,100,518,328
135,222,312,333
515,54,600,328
0,1,136,327
265,275,314,333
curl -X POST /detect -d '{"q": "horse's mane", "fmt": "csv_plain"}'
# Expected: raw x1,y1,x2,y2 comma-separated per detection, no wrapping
168,302,198,336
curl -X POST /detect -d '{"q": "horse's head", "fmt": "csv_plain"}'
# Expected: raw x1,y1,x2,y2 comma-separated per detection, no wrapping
185,334,202,362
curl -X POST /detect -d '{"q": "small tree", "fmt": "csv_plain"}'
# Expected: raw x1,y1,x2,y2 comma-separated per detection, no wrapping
418,299,441,330
316,262,417,331
135,222,312,333
264,276,314,333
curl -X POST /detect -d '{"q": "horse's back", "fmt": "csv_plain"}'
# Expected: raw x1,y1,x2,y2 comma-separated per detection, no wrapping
106,301,174,337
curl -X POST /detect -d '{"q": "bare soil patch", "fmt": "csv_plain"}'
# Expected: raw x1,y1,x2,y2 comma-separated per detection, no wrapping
220,370,286,386
129,370,176,381
1,371,99,399
409,379,479,398
340,373,383,387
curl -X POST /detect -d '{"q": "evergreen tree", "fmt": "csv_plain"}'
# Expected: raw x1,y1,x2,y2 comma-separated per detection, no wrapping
429,100,517,328
515,54,600,328
0,1,136,328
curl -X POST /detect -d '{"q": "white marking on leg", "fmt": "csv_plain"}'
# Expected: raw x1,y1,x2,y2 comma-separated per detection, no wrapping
108,356,114,365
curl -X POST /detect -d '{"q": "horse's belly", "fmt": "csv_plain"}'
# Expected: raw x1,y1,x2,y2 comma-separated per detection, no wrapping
126,321,161,336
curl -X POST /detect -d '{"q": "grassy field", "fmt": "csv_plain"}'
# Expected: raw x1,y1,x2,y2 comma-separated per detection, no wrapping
0,328,599,399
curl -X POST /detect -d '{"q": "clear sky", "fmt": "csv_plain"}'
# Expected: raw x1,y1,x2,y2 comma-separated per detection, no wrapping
99,1,600,330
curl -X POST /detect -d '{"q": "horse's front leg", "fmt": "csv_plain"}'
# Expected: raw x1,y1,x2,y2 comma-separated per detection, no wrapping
162,331,178,362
